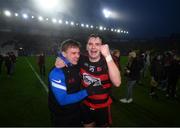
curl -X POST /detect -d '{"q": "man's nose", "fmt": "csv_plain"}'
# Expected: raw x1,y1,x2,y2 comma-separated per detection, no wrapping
92,44,96,48
75,54,80,58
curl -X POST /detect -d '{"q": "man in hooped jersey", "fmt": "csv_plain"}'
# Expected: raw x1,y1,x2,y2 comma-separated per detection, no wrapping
55,34,121,127
48,39,102,127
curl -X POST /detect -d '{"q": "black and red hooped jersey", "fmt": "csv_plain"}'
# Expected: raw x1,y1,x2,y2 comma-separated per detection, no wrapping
79,55,112,109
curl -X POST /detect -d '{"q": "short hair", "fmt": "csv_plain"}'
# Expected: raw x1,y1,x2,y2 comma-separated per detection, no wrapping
87,33,104,44
129,51,136,58
60,39,81,52
112,49,120,55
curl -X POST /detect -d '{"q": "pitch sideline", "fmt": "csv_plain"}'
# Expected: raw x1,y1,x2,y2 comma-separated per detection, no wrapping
26,58,48,93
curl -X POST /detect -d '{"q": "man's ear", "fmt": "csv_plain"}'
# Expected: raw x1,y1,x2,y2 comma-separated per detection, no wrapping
86,45,88,51
62,51,66,57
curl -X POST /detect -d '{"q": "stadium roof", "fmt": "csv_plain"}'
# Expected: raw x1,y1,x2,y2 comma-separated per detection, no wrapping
0,0,180,38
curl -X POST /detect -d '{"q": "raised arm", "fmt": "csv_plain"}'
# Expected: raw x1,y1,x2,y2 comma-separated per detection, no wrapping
100,44,121,87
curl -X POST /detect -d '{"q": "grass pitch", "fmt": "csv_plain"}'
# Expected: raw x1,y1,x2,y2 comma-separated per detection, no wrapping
0,56,179,126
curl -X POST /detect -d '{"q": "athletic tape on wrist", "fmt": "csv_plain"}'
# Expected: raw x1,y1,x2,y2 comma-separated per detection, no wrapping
105,55,112,62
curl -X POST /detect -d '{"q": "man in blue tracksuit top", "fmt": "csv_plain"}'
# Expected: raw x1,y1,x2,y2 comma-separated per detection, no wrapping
48,39,100,127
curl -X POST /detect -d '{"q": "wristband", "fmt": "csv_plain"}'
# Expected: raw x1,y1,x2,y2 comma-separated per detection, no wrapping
105,55,112,62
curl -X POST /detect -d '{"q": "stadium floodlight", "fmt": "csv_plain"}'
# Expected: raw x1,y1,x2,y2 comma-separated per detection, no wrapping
58,20,62,24
46,18,49,21
34,0,73,16
104,27,106,30
52,18,57,23
117,29,120,33
14,13,19,17
38,16,44,21
86,24,89,28
121,30,123,33
22,13,28,19
99,26,103,31
81,24,84,27
102,8,120,19
4,10,11,17
70,21,74,26
111,28,114,32
32,16,35,19
90,25,94,28
124,31,126,33
103,9,111,18
65,21,69,25
126,31,129,34
76,23,79,26
36,0,59,10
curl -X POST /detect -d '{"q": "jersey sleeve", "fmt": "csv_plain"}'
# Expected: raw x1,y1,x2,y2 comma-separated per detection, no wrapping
49,68,88,106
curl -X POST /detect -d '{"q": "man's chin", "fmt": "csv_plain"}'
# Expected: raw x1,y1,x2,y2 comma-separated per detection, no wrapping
89,56,100,61
89,54,98,58
72,62,78,65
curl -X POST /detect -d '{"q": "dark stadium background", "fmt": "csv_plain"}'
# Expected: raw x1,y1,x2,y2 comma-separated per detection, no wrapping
0,0,179,126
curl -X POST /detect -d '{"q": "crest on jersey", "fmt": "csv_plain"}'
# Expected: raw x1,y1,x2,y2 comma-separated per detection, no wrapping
89,65,95,72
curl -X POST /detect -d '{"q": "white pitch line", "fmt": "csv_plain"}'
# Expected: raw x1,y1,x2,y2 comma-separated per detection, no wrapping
26,58,48,93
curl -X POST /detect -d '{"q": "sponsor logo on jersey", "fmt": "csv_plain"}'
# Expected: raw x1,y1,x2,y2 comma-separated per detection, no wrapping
83,73,101,86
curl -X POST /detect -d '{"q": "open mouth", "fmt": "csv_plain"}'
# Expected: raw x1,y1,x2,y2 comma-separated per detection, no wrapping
73,59,78,62
90,51,97,54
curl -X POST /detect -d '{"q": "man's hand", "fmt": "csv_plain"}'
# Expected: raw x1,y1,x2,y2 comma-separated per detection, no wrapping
55,57,67,68
100,44,111,57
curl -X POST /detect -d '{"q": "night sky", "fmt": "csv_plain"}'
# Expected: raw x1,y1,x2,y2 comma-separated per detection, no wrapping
0,0,180,38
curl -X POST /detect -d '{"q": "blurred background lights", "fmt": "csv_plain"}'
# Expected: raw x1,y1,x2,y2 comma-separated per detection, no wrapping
14,13,19,17
4,10,11,17
22,13,28,19
2,9,128,35
70,21,74,26
81,24,84,27
58,20,62,24
103,9,111,18
86,24,89,28
65,21,69,25
36,0,59,10
99,26,103,30
38,16,43,21
52,18,57,23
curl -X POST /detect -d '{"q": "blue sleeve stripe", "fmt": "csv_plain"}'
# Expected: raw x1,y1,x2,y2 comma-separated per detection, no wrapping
52,79,62,83
51,81,67,91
